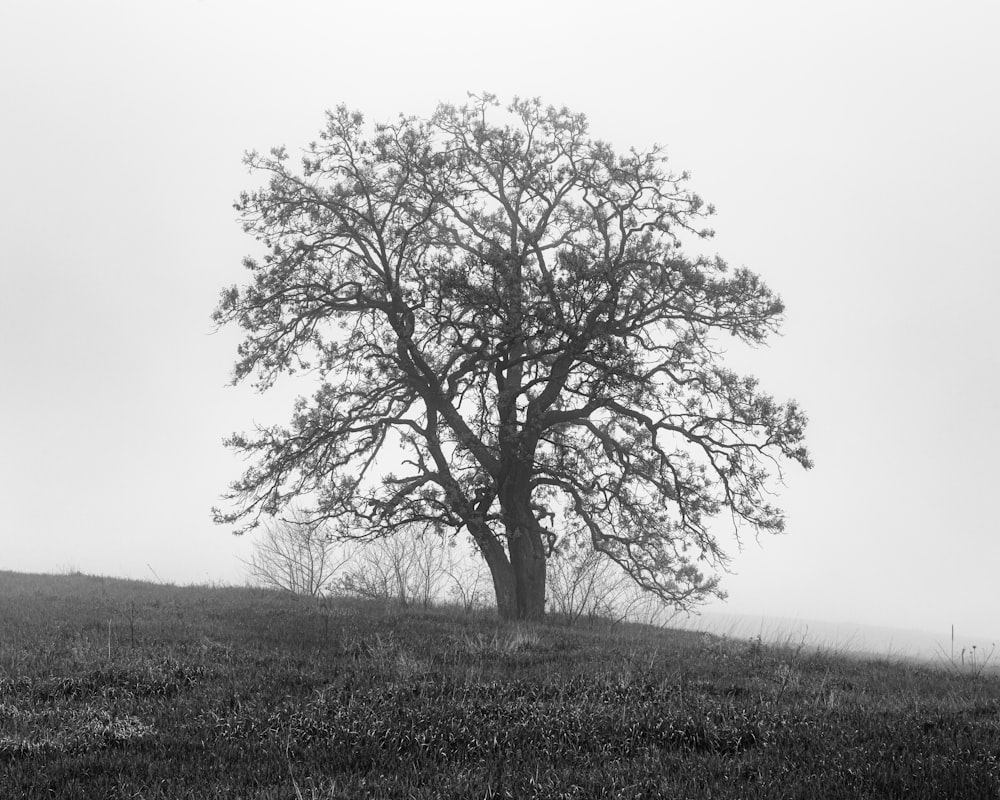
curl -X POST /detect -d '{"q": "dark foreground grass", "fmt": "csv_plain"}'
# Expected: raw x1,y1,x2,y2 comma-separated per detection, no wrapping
1,571,998,799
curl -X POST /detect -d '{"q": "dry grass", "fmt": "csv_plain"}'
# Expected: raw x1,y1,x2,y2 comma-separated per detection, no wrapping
1,570,998,799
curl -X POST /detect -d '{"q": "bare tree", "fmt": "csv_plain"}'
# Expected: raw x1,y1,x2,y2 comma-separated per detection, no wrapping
214,94,812,620
244,508,349,596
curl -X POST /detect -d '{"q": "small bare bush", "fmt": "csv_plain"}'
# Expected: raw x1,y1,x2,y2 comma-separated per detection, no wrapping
547,542,681,628
338,529,449,608
244,509,349,597
446,557,492,613
547,546,630,626
616,586,682,628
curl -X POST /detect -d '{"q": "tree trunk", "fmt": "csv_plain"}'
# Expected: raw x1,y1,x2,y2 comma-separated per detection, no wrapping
508,529,546,619
486,555,518,620
474,526,546,620
493,476,548,620
468,500,548,621
468,520,519,620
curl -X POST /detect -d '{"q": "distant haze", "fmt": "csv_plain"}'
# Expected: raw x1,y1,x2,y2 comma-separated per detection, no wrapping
1,1,998,642
680,612,997,669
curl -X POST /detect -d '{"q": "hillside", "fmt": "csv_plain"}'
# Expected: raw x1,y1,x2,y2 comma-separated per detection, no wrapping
1,571,998,799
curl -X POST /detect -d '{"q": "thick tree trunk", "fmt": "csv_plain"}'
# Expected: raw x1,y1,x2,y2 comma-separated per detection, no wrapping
473,524,546,620
491,474,548,620
508,529,546,619
468,520,519,620
486,556,518,620
468,486,548,620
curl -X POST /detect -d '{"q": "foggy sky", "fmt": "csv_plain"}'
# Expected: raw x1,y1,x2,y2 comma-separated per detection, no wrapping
1,0,998,644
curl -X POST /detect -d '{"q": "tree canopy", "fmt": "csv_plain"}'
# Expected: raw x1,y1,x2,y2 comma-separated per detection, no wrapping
214,94,811,620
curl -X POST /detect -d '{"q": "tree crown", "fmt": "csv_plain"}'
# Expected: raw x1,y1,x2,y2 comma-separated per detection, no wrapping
214,94,811,608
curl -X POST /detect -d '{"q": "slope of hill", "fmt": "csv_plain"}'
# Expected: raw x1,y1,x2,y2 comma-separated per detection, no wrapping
1,571,998,799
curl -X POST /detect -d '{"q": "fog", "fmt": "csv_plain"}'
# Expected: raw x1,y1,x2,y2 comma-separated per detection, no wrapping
1,0,997,644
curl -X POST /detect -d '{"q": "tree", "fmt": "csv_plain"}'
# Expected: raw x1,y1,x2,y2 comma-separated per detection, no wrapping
213,94,811,621
243,508,349,597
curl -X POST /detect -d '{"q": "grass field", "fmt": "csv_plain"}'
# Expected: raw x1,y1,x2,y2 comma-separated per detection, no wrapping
1,570,998,799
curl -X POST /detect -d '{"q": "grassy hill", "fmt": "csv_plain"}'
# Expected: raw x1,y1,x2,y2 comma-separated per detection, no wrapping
1,571,998,799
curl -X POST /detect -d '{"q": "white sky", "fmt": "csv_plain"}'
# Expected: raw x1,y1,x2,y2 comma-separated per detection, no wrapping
1,0,998,642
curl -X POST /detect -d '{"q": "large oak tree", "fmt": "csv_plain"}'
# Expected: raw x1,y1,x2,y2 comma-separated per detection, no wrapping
214,95,811,620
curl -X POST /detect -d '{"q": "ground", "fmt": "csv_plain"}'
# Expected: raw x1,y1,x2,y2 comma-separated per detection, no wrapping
1,571,998,799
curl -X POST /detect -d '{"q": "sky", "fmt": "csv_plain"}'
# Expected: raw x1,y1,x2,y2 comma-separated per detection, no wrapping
1,0,998,645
